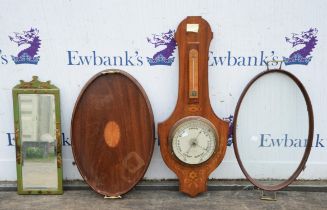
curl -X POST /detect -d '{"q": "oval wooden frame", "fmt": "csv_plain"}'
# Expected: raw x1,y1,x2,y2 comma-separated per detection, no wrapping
71,69,155,196
232,69,314,191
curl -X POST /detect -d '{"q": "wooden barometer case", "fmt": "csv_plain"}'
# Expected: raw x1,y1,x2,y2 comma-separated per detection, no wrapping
158,16,228,197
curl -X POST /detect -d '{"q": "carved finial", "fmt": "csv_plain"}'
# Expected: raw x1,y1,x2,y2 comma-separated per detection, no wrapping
14,76,57,89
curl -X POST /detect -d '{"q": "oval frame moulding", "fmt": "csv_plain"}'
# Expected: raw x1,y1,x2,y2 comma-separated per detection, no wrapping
232,69,314,191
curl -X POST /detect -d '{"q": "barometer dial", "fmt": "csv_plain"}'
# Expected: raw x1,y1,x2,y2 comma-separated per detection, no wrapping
170,117,217,165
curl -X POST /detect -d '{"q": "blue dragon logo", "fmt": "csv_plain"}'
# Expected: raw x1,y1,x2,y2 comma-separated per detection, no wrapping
223,115,234,146
283,28,318,65
146,30,176,66
9,28,41,65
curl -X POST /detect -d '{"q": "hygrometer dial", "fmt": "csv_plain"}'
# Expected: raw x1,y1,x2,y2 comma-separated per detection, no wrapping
170,117,218,165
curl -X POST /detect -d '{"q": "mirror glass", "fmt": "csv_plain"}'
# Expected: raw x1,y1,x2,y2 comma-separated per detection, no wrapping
18,94,58,190
235,72,309,187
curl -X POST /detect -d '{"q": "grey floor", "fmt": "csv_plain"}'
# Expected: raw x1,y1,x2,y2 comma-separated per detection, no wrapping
1,189,327,210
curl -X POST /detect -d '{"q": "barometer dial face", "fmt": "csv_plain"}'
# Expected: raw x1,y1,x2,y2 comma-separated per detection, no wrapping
170,117,218,165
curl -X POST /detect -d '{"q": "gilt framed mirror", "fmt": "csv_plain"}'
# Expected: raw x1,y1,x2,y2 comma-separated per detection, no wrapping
12,76,63,194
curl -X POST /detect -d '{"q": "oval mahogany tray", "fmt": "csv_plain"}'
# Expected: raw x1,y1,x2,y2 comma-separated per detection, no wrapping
71,69,154,196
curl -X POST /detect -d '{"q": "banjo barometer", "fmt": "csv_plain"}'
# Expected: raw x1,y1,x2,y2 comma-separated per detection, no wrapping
158,16,228,197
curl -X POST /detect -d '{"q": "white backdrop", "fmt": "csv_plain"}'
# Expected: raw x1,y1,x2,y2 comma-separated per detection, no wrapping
0,0,326,181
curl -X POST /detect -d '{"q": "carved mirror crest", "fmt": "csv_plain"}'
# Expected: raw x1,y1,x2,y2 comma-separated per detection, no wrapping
12,76,63,194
